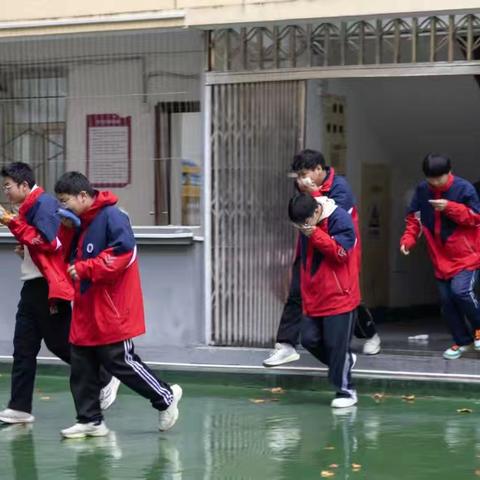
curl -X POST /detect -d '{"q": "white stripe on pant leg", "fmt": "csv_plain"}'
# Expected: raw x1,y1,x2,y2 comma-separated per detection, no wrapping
469,271,479,309
125,339,172,403
123,340,165,399
123,340,173,403
341,311,355,396
124,340,172,403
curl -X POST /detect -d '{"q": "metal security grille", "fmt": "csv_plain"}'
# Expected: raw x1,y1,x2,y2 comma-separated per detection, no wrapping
207,13,480,72
210,81,304,346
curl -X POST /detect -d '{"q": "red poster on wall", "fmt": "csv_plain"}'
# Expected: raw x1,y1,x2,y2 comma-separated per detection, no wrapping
86,114,131,187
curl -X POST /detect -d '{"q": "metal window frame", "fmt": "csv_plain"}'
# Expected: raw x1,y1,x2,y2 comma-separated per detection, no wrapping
206,61,480,84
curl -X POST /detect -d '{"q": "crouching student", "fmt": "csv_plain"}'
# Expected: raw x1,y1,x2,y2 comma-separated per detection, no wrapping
288,193,360,408
400,153,480,360
54,172,182,438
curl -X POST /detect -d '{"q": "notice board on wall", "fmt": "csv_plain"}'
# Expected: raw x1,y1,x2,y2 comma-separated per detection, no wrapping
86,114,131,187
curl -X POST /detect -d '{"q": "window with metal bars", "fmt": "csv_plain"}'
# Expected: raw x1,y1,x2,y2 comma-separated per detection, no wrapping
0,70,66,193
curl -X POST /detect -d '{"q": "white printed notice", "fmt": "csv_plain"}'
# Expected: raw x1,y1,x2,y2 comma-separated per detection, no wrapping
86,114,131,187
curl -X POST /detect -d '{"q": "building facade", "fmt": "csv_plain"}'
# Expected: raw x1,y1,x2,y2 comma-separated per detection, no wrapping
1,1,480,357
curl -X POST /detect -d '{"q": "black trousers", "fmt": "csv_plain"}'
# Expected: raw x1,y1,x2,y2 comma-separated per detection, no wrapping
9,278,72,413
8,278,111,414
71,339,173,423
301,310,356,397
276,258,377,345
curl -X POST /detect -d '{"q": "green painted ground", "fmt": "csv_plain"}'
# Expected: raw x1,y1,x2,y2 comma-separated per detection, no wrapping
1,373,480,479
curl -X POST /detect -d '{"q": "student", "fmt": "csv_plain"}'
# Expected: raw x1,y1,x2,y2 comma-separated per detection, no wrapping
400,153,480,360
288,193,360,408
264,150,380,367
0,163,117,425
54,172,182,438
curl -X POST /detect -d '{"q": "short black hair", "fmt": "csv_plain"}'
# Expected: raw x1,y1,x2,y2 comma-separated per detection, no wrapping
54,171,95,196
1,162,35,188
288,193,318,224
291,149,326,172
422,153,451,177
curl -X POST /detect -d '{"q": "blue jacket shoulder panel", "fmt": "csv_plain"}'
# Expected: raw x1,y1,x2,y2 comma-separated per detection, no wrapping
446,177,480,213
106,207,136,254
25,193,60,243
329,175,355,212
82,206,135,260
327,208,356,251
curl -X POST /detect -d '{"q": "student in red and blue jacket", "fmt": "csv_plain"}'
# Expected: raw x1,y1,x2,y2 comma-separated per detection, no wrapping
0,162,75,425
264,150,380,368
55,171,182,439
400,153,480,360
0,163,115,426
289,193,360,408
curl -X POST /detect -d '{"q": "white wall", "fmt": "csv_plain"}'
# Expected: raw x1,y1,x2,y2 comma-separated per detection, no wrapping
306,75,480,308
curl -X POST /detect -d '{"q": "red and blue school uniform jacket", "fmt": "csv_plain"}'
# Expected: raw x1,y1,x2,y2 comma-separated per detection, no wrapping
311,167,362,271
400,174,480,280
300,207,361,317
67,191,145,346
7,186,74,301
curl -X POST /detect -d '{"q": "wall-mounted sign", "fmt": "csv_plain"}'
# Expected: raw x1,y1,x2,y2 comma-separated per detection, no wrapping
86,114,131,187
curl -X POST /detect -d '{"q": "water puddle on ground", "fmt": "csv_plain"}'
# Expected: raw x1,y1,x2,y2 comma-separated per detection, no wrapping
1,375,480,479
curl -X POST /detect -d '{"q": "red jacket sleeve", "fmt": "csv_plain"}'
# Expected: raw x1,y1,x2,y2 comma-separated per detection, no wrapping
443,201,480,227
8,218,59,253
74,247,136,283
400,212,421,250
309,228,350,264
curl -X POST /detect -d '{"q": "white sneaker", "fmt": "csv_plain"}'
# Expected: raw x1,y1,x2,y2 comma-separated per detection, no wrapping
159,384,182,432
61,420,110,439
100,377,121,410
351,352,357,369
363,333,381,355
443,343,472,360
0,408,34,424
331,391,358,408
263,343,300,367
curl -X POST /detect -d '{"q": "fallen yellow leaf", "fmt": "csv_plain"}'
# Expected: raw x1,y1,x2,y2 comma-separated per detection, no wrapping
372,393,385,401
352,463,362,469
270,387,285,394
40,396,51,401
402,395,415,402
324,446,335,450
321,470,335,478
457,408,473,414
475,469,480,476
329,464,339,469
